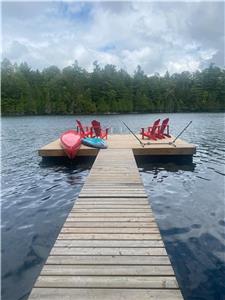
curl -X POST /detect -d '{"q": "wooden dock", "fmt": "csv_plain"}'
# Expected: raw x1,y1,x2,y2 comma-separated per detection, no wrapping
29,148,184,299
39,134,196,157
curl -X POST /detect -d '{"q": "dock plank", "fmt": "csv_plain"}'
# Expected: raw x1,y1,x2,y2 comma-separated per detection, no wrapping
71,209,152,212
45,255,171,265
68,212,154,217
66,217,156,222
29,288,183,300
61,227,159,233
53,240,164,247
35,275,179,288
63,222,157,228
57,233,162,240
50,247,166,256
41,265,175,275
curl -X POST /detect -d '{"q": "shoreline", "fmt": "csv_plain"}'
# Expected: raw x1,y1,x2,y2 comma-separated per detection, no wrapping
1,111,225,117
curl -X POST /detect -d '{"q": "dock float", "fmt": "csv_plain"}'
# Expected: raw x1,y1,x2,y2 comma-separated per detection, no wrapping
39,134,196,157
29,148,184,299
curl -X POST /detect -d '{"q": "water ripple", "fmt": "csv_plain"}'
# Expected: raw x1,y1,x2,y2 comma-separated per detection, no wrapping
2,113,225,300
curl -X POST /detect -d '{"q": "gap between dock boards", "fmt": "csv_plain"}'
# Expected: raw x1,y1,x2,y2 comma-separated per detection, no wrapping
28,148,184,300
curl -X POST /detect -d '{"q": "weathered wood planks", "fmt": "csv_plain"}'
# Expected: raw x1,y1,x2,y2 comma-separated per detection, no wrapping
28,148,184,300
41,265,175,276
28,288,183,300
45,255,172,265
34,275,179,288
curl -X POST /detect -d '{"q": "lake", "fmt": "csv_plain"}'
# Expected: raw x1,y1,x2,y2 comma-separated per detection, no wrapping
1,113,225,300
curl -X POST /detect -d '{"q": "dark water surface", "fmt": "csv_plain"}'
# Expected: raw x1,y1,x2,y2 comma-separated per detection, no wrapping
1,113,225,300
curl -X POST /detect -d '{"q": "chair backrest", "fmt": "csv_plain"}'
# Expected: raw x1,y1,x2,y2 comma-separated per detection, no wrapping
76,120,85,135
159,118,169,134
150,119,161,134
92,120,101,136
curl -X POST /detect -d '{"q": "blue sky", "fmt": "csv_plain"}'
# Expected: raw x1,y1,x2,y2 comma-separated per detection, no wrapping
58,2,93,23
2,1,224,74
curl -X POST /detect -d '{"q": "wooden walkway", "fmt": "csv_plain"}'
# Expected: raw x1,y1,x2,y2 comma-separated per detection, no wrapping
29,149,184,300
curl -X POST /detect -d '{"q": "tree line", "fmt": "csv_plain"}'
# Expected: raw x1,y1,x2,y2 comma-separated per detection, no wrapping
1,58,224,115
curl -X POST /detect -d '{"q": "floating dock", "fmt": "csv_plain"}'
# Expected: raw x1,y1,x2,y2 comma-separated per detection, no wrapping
29,148,185,299
38,134,196,157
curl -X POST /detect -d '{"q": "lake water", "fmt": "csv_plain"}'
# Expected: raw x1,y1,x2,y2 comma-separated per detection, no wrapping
1,113,225,300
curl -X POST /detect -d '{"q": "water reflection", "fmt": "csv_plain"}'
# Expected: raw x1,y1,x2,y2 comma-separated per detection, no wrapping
139,155,225,300
2,155,90,300
138,161,196,173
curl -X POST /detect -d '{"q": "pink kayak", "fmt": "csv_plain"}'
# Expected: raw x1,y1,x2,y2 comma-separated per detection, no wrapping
60,130,81,159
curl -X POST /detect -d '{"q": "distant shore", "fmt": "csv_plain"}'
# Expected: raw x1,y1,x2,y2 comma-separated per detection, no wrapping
1,110,225,117
2,60,224,117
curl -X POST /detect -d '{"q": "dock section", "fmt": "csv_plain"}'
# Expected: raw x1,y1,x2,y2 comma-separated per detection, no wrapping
29,148,184,299
39,134,196,157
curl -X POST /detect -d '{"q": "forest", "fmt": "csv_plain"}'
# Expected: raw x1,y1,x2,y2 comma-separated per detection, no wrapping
1,58,225,115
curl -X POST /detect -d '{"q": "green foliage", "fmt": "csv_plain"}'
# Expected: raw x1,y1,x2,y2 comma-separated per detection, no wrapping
1,58,225,115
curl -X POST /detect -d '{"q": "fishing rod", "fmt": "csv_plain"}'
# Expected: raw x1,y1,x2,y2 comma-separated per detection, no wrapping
121,120,192,147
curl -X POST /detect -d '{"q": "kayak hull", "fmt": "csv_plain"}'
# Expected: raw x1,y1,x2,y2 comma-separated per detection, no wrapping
82,137,107,149
60,130,81,159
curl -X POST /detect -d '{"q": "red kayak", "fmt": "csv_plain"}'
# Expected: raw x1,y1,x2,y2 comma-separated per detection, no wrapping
60,130,81,159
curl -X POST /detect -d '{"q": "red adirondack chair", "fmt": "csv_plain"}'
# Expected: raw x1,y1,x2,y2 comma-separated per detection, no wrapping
76,120,93,138
156,118,171,139
141,119,160,140
91,120,109,139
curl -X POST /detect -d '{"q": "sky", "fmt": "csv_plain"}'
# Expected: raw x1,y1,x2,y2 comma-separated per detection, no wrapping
2,1,225,75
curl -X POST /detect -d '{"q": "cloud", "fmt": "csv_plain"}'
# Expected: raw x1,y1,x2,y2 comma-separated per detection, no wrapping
2,1,224,74
5,41,29,60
